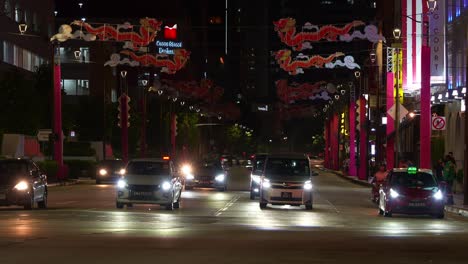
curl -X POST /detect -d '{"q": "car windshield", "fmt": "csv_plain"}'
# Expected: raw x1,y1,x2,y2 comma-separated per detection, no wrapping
390,172,437,188
0,161,29,184
197,163,222,171
265,158,310,177
126,161,170,176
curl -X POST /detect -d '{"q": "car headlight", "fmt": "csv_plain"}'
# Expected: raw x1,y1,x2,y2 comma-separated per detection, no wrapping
181,164,192,175
117,179,127,189
390,188,399,199
162,181,171,191
252,175,261,184
119,169,126,175
433,190,443,200
99,169,107,176
304,180,313,190
186,174,194,180
215,174,225,182
14,181,29,191
262,179,271,189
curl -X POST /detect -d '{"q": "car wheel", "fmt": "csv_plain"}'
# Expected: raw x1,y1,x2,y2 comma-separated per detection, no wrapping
305,203,313,210
126,203,133,208
259,202,267,209
96,179,102,184
116,202,124,209
185,186,193,191
24,193,34,210
250,190,256,200
165,202,174,211
217,186,226,192
433,213,445,219
384,210,392,217
38,192,47,209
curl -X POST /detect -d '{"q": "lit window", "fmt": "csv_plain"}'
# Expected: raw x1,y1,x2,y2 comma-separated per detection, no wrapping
62,79,90,96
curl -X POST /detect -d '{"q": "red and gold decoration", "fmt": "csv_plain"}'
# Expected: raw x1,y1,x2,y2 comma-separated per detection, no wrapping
163,79,224,103
71,18,162,50
273,18,365,50
276,79,326,103
275,50,344,75
120,49,190,74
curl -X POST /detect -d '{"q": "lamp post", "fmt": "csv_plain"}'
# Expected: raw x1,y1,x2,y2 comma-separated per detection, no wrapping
140,79,148,158
52,41,64,180
392,28,401,167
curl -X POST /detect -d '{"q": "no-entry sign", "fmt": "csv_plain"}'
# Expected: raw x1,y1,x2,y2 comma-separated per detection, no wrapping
432,116,446,130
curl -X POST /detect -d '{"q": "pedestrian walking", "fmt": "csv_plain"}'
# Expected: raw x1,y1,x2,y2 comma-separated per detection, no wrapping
443,155,456,205
434,158,444,182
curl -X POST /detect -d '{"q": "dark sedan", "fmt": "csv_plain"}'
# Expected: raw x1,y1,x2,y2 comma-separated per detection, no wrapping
96,160,126,184
0,159,48,209
184,162,227,191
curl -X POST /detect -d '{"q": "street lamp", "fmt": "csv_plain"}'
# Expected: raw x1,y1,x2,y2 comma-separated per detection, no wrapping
427,0,437,12
74,50,81,60
393,28,401,40
18,24,27,35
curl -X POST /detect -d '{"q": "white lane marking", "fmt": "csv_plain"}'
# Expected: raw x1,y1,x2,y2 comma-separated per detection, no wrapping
315,193,340,213
215,195,240,217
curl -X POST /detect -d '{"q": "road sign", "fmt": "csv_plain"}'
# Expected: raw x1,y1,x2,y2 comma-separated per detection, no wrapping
432,116,446,130
37,129,52,142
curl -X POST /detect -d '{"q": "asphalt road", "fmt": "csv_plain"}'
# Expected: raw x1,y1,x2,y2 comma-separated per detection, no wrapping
1,170,468,263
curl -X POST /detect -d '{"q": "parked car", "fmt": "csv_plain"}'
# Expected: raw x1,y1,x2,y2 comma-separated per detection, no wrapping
116,158,183,210
96,159,126,184
259,154,313,210
0,159,48,210
378,167,445,218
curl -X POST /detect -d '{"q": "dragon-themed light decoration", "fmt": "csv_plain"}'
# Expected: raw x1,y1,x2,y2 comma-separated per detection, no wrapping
113,49,190,74
325,55,361,70
162,79,224,103
273,18,367,51
71,18,162,50
275,50,344,75
276,80,326,103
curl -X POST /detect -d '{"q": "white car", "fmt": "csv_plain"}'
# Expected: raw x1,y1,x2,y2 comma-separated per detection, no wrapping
116,158,183,210
259,154,313,210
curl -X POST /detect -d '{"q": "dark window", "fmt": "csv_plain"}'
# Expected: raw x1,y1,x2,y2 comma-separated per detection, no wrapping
0,161,29,184
126,161,170,176
265,158,310,177
389,172,437,188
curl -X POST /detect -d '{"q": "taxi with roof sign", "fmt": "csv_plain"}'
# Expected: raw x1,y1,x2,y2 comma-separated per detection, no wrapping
378,167,445,218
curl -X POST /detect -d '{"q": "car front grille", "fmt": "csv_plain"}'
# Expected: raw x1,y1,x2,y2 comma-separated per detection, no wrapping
270,197,303,202
270,182,303,189
127,185,160,192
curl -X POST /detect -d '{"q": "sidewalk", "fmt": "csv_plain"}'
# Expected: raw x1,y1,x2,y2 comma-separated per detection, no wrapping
326,168,468,218
324,169,372,187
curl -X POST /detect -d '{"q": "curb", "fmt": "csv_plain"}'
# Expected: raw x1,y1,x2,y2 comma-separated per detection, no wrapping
48,179,80,187
325,169,373,187
445,205,468,218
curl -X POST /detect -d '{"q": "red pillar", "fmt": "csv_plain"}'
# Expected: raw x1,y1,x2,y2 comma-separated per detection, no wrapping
53,45,64,180
349,101,357,176
386,73,395,170
358,96,367,180
324,119,330,169
420,46,431,169
120,94,129,163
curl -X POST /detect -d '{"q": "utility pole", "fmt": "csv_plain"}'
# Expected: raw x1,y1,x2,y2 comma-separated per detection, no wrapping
464,51,468,205
394,49,400,167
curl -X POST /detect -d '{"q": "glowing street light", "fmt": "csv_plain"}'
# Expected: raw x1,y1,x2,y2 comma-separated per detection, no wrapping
393,28,401,40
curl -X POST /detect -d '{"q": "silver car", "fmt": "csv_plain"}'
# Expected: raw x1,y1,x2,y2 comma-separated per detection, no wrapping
116,158,183,210
259,154,313,210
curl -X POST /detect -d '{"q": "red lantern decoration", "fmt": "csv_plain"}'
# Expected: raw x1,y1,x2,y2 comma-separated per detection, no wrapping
164,24,177,39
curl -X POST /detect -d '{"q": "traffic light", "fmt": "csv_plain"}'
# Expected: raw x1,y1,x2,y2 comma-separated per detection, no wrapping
356,99,361,131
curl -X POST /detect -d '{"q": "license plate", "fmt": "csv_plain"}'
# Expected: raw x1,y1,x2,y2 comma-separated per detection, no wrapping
281,192,292,199
409,202,425,207
0,193,5,199
133,191,152,196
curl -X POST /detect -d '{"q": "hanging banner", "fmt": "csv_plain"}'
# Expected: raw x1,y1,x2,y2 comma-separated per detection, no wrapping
429,1,446,83
392,47,404,103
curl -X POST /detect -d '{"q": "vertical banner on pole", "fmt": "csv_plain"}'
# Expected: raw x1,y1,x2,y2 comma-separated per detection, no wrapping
358,96,367,180
386,72,395,170
53,45,64,180
140,97,147,158
349,101,356,176
420,46,431,169
333,114,340,171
